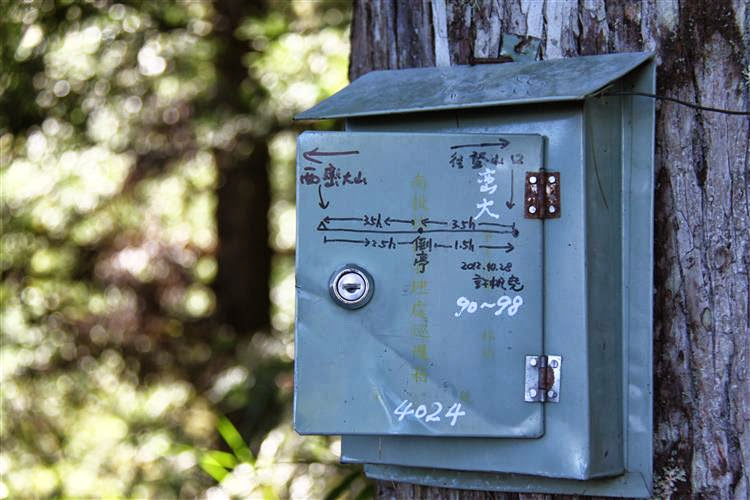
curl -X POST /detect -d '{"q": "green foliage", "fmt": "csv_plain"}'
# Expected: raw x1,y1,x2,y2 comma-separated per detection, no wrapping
196,415,371,499
0,0,366,498
216,415,254,464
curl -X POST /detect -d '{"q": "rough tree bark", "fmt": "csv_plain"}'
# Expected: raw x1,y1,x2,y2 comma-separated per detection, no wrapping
349,1,749,498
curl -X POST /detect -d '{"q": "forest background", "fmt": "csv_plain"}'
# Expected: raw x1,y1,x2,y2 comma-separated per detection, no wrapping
0,0,372,498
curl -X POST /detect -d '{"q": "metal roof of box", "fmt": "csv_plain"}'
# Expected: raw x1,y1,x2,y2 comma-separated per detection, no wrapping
295,51,654,120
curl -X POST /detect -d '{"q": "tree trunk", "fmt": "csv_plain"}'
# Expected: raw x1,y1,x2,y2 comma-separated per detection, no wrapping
211,0,271,334
350,1,749,498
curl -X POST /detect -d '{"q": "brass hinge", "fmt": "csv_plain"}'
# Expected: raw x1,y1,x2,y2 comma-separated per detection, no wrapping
524,355,562,403
524,172,561,219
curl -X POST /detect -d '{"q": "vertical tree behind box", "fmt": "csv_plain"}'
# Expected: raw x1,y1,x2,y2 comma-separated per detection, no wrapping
349,1,749,498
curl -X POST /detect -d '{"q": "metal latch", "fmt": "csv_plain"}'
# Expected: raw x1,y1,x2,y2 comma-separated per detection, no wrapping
524,355,562,403
524,172,561,219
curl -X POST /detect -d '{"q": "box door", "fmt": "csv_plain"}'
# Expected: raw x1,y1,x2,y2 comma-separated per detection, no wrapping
294,131,544,437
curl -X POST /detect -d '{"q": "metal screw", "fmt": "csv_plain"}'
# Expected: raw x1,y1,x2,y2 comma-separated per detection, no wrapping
547,390,557,399
529,176,537,184
548,206,557,214
550,359,559,368
528,389,538,398
548,175,556,184
529,357,538,367
528,206,537,214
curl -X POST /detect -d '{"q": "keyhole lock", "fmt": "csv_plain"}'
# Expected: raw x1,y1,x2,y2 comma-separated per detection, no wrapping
329,264,374,309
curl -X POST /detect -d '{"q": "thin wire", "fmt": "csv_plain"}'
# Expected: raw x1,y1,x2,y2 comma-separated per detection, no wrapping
602,91,750,116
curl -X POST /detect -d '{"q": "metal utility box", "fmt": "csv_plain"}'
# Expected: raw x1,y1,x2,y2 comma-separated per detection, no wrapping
293,52,655,498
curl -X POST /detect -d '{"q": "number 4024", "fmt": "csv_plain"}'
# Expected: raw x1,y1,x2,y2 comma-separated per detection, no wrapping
393,400,467,426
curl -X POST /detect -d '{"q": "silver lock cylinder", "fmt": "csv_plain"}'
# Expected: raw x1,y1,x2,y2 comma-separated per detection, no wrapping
329,264,374,309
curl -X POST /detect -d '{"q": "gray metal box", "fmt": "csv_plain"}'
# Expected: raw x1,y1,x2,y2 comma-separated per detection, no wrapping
294,52,655,498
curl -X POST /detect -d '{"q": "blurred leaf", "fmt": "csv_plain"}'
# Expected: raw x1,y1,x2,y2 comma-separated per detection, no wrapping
217,415,254,464
0,0,359,498
199,451,234,482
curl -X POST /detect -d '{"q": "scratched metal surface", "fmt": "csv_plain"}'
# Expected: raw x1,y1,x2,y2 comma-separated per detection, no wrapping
295,52,653,120
340,105,595,477
338,62,655,494
294,131,545,437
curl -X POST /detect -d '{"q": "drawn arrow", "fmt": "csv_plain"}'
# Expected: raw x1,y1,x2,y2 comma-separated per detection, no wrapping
323,216,362,223
323,236,365,244
505,170,516,208
420,218,448,226
477,221,515,229
449,138,510,150
476,220,519,237
384,217,414,226
314,227,513,235
478,243,514,253
317,185,329,209
397,238,418,245
304,147,360,164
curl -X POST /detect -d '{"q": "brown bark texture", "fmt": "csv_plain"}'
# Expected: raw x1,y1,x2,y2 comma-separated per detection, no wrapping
349,1,749,498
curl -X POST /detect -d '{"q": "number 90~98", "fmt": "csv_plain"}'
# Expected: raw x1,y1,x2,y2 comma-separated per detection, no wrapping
454,295,523,317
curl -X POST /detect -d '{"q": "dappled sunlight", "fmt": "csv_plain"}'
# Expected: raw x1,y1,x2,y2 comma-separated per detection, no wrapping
247,25,350,123
0,0,366,498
